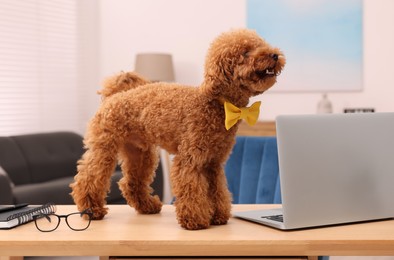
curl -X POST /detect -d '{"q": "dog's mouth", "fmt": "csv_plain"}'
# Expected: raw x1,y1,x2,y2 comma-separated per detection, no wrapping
255,67,279,80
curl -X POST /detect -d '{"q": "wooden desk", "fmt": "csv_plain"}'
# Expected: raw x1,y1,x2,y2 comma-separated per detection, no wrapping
237,121,276,136
1,204,394,260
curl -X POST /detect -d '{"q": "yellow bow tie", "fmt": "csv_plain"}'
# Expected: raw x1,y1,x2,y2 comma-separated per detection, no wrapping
224,101,261,130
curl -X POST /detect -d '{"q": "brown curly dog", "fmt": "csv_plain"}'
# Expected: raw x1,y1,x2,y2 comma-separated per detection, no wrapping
70,29,285,230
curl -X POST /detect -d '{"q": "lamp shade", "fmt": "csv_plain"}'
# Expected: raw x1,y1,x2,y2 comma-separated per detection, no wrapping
134,53,175,82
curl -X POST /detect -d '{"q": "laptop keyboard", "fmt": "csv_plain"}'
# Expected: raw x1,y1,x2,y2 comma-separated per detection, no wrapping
262,214,284,222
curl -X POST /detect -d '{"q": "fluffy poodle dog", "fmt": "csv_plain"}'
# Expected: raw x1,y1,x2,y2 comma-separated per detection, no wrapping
70,29,285,230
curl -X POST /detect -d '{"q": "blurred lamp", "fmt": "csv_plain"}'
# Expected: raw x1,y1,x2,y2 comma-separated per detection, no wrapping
134,53,175,82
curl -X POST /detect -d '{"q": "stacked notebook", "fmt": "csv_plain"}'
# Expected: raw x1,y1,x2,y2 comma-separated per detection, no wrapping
0,203,56,229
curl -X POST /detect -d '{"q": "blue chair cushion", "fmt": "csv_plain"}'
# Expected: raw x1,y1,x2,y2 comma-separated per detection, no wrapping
224,136,328,260
225,136,281,204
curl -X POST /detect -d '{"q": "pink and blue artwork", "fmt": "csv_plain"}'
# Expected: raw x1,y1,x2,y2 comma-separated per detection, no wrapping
247,0,363,92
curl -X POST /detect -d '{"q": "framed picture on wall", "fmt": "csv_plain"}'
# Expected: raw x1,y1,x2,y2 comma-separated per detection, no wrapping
247,0,363,92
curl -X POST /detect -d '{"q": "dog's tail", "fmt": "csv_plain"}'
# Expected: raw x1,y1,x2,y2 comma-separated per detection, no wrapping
98,71,150,99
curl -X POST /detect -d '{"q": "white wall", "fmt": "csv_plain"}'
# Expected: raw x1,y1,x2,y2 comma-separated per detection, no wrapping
98,0,394,120
99,0,245,85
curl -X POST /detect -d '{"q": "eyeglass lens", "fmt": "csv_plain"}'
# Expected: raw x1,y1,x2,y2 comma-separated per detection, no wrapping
35,212,91,232
35,214,60,232
66,212,91,231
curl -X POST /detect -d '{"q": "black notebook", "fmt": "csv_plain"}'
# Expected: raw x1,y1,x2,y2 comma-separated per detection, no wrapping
0,203,56,229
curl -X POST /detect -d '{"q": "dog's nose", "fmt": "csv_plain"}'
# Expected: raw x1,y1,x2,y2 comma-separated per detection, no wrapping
271,54,278,61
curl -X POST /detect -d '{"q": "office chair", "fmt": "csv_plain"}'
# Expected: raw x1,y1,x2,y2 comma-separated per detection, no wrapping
225,136,281,204
225,136,328,260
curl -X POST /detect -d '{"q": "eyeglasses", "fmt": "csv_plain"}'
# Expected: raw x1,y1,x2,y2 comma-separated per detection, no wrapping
33,209,93,232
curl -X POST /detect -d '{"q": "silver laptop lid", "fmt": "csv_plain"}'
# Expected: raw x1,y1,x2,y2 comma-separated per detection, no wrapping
276,112,394,229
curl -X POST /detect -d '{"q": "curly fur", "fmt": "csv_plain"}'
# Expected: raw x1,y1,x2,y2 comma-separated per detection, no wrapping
70,29,285,230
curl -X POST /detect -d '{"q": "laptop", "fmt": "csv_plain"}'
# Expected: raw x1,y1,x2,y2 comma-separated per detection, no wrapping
234,112,394,230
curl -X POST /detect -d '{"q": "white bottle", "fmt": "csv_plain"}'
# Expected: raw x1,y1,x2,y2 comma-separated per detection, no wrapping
317,94,333,114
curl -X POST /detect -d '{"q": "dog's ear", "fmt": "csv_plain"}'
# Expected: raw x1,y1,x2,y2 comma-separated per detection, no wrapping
201,74,223,98
201,51,236,98
206,46,241,81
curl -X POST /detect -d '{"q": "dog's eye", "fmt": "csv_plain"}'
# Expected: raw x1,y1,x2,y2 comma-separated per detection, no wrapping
243,51,250,57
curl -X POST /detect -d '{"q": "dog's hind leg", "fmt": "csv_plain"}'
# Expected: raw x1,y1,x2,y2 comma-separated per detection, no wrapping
118,143,162,214
70,136,119,220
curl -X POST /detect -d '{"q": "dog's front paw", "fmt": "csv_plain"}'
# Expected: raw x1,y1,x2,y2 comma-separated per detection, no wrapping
210,208,231,225
175,207,212,230
178,217,211,230
211,215,229,226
